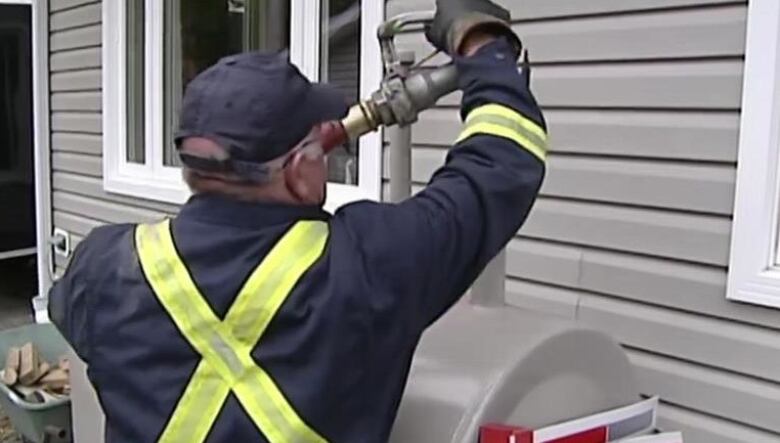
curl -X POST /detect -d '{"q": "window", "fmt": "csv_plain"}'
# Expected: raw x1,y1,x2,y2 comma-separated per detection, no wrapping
727,0,780,308
103,0,383,208
0,30,21,173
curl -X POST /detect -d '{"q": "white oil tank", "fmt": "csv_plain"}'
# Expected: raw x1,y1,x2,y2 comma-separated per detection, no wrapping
389,301,641,443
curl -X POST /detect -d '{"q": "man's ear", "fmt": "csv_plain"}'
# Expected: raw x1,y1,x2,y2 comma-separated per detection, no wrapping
284,150,326,204
284,151,309,201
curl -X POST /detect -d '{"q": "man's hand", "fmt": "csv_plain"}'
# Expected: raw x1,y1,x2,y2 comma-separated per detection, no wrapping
425,0,521,57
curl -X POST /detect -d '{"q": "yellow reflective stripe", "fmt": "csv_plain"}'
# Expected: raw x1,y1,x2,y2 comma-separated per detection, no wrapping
466,104,546,139
234,366,324,443
464,114,547,154
457,103,548,162
227,221,328,346
136,222,238,443
458,122,547,162
136,220,330,443
136,222,242,384
159,363,228,443
225,222,329,443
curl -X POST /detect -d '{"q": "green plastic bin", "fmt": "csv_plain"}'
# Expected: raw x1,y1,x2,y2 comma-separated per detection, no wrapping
0,323,72,443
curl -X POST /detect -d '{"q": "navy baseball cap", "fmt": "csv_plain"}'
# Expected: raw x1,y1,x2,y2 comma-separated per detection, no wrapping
175,51,349,178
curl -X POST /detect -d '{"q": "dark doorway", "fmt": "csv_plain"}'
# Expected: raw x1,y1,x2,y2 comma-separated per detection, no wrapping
0,4,36,329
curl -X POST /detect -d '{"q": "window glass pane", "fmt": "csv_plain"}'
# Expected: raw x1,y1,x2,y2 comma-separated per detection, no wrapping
0,33,20,171
126,0,145,163
163,0,291,167
0,5,36,254
322,0,361,185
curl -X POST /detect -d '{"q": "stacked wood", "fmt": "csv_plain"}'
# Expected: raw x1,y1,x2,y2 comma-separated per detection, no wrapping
18,343,41,385
1,343,70,403
2,347,19,386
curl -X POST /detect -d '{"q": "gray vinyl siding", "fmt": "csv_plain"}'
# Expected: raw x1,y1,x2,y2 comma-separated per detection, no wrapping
386,0,780,442
49,0,178,271
327,38,360,103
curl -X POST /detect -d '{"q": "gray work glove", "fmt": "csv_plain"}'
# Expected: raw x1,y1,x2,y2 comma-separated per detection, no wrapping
425,0,522,56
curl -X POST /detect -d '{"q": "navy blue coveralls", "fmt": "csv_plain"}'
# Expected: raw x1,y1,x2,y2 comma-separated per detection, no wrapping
48,39,547,443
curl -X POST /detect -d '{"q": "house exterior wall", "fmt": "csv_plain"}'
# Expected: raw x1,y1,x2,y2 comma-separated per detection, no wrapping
49,0,175,272
47,0,780,442
386,0,780,442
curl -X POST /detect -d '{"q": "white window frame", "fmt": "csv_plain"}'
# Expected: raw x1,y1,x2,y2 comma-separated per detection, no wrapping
103,0,383,210
727,0,780,308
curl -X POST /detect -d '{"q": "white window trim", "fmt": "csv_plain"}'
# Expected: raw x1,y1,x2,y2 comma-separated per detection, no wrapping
103,0,384,210
727,0,780,308
103,0,187,203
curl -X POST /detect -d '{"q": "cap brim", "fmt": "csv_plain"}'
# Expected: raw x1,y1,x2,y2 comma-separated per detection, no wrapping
308,83,351,122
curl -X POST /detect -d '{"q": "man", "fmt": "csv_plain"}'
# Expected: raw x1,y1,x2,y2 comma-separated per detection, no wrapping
48,0,547,441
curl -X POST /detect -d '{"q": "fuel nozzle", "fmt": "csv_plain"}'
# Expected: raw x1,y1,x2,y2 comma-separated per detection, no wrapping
319,101,379,155
320,64,459,154
320,10,460,154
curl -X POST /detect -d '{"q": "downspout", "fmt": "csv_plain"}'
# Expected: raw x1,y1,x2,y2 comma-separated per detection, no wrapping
31,0,54,322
